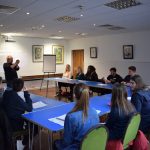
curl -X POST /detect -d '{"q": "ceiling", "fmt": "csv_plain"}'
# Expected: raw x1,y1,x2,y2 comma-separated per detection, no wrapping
0,0,150,39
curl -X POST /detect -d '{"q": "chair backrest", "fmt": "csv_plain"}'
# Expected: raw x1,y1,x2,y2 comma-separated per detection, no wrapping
122,113,141,149
80,124,108,150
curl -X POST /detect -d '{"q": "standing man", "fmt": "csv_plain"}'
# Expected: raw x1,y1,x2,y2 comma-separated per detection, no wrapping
3,55,20,87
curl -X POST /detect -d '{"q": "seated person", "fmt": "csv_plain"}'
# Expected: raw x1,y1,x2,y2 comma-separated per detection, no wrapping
75,66,85,80
106,83,135,140
123,66,136,84
104,67,123,84
2,78,32,132
0,77,4,105
55,83,99,150
85,65,98,81
58,64,73,99
130,75,150,134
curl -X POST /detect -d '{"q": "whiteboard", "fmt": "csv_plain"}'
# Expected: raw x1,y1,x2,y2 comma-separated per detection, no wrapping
43,55,56,73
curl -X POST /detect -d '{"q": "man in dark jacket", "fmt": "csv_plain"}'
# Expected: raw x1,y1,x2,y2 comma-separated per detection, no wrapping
3,55,20,87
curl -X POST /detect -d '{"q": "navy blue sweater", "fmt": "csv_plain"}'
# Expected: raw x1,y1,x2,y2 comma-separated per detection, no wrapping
106,107,135,140
131,89,150,133
3,90,32,131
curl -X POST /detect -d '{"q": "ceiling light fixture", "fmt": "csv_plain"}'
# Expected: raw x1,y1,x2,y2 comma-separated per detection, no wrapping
49,36,64,39
26,12,30,15
105,0,142,10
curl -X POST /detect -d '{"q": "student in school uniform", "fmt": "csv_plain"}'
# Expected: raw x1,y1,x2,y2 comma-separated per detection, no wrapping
106,83,135,140
124,66,136,84
0,76,4,104
2,78,32,132
130,75,150,134
85,65,98,81
58,64,73,98
104,67,123,84
75,66,85,80
55,83,99,150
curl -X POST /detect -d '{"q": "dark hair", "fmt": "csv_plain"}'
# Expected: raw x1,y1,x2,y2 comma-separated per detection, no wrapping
110,67,116,72
111,83,135,115
70,83,89,121
13,78,24,92
128,66,136,72
130,75,146,91
0,77,2,83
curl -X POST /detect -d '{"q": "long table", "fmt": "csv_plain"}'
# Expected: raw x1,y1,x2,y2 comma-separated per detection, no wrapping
44,77,113,97
23,88,131,149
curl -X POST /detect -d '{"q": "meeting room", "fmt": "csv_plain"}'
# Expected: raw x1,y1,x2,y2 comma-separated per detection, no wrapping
0,0,150,150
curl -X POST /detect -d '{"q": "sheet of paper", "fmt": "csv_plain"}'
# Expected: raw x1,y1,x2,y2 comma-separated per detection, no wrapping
17,91,25,101
127,97,131,101
96,110,101,114
33,101,47,109
48,117,65,126
98,83,106,86
56,114,66,120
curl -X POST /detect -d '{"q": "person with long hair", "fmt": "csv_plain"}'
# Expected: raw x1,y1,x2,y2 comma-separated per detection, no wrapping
130,75,150,134
75,66,85,80
55,83,99,150
58,64,73,100
85,65,98,81
106,83,135,140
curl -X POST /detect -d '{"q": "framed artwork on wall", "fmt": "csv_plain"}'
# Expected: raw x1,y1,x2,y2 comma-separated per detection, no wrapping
90,47,97,58
123,45,133,59
52,45,64,64
32,45,44,62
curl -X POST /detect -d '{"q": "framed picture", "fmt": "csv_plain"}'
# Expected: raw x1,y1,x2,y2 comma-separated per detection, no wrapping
32,45,44,62
52,45,64,64
90,47,97,58
123,45,133,59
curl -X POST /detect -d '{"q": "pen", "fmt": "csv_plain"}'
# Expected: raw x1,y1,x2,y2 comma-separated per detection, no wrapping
56,118,65,121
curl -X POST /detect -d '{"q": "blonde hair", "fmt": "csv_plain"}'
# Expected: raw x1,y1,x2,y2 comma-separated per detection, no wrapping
111,83,135,115
70,83,89,121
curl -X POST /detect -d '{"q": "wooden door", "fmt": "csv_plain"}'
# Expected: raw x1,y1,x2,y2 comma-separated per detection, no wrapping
72,50,84,79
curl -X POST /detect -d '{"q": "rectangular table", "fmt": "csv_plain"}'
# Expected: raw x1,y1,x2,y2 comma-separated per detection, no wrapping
44,77,113,97
23,94,112,132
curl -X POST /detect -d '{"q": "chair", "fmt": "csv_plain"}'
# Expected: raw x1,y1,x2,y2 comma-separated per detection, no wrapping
0,108,29,150
80,124,109,150
122,113,141,149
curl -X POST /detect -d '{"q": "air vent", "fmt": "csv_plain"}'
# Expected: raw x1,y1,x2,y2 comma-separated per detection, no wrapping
0,5,19,14
104,0,142,10
56,16,80,23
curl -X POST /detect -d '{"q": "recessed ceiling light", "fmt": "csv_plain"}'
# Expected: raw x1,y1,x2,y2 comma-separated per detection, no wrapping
80,33,88,36
0,24,4,27
93,24,96,26
58,30,62,33
80,14,83,17
75,33,79,35
26,12,30,15
41,25,45,28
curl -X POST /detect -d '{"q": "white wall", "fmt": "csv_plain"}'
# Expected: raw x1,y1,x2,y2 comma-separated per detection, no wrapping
0,36,69,79
1,30,150,84
68,30,150,84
